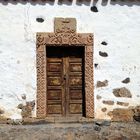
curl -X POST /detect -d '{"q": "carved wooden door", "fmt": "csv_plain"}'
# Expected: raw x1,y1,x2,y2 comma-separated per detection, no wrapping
46,46,85,117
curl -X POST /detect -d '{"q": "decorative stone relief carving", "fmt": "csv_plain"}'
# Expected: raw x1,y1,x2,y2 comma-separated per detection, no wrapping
54,18,76,33
36,34,46,51
46,33,93,46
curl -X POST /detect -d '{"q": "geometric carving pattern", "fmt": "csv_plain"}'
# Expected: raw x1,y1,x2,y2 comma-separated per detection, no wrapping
36,32,94,118
36,50,47,118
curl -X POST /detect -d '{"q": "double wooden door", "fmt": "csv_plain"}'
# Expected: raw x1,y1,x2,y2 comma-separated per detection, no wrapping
46,46,85,117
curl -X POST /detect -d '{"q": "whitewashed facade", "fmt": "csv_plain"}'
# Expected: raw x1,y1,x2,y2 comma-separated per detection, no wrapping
0,0,140,120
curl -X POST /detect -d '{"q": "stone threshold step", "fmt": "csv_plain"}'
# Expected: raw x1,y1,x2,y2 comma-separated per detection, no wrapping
23,117,94,125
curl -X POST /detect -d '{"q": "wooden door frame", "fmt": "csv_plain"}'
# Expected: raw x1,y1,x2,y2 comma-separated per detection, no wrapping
36,32,94,118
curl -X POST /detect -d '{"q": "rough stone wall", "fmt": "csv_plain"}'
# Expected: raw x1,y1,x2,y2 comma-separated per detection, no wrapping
0,0,140,121
0,122,140,140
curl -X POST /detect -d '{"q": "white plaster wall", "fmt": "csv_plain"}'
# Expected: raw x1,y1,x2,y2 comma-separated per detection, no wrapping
0,0,140,120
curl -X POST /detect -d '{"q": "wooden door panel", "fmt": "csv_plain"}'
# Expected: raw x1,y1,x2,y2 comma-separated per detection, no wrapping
47,86,62,90
47,104,62,114
69,104,82,114
48,76,62,86
69,89,82,100
47,90,62,100
47,100,62,104
69,76,82,86
69,58,82,63
47,58,62,63
47,63,62,72
69,63,82,72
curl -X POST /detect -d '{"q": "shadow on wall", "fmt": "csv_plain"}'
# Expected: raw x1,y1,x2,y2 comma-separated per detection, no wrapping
0,0,140,6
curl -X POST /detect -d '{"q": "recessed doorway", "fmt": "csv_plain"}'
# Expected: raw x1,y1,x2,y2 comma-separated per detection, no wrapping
46,46,85,117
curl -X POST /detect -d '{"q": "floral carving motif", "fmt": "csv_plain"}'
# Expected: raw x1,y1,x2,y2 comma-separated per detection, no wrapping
47,34,62,44
87,34,94,46
36,34,46,49
69,34,82,45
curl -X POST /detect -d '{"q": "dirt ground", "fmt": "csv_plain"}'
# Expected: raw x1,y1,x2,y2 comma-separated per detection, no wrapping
0,122,140,140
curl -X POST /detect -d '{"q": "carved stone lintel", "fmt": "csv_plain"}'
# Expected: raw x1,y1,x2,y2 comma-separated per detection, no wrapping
45,33,93,46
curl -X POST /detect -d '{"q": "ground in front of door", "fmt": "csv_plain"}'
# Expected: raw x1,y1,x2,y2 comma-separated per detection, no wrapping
0,122,140,140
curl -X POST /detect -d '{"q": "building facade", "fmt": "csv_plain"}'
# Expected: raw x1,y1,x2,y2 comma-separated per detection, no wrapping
0,0,140,121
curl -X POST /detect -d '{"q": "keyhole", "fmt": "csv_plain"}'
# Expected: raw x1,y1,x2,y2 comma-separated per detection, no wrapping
64,75,66,80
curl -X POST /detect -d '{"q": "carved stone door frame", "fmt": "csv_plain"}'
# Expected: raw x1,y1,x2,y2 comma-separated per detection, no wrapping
36,18,94,118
